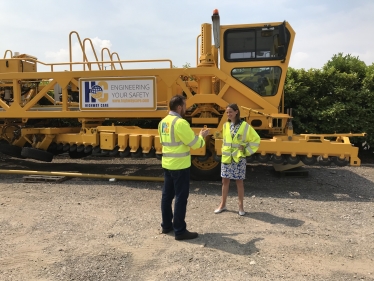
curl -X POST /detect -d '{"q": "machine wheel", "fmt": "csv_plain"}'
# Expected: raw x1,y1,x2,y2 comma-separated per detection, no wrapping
331,156,349,167
246,155,255,163
196,150,212,162
318,156,331,166
131,147,143,158
271,154,285,164
84,145,93,154
190,154,221,181
285,155,300,165
256,154,271,163
301,155,317,165
76,144,85,153
0,143,24,158
109,146,119,157
213,152,221,163
119,147,131,158
62,143,70,152
21,147,54,162
48,142,65,155
143,148,156,158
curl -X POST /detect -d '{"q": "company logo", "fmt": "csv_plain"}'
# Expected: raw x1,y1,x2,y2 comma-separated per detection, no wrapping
161,122,170,134
84,81,109,105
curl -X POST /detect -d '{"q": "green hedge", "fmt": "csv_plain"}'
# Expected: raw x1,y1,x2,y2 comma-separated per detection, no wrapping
284,53,374,146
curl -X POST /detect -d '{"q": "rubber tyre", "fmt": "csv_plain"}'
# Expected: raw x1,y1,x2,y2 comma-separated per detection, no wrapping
246,155,255,163
84,145,93,154
272,154,285,164
109,147,119,157
119,147,131,158
48,143,65,156
21,147,54,162
0,143,24,158
190,158,221,181
70,144,77,152
131,147,143,158
143,148,156,158
213,152,221,163
76,144,85,153
318,157,331,166
256,154,271,163
301,156,317,165
331,156,349,167
285,155,300,165
196,150,212,162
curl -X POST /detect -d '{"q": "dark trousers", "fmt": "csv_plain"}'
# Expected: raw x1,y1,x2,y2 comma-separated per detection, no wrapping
161,167,190,236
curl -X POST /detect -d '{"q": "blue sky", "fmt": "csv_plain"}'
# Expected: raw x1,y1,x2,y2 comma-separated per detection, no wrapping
1,0,373,71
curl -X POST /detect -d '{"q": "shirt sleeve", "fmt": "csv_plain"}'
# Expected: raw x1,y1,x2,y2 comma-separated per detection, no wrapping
175,119,205,150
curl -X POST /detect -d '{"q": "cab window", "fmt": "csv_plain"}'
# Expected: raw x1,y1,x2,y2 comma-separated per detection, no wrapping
224,25,289,62
231,67,282,96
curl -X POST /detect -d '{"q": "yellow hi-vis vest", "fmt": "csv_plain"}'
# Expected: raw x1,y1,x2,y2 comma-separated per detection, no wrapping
158,113,206,170
221,121,260,164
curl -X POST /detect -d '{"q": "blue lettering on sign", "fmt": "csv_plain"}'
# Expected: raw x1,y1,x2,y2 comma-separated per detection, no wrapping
84,81,96,103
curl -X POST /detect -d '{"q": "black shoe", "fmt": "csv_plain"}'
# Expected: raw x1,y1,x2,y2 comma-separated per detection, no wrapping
175,230,198,240
161,227,173,234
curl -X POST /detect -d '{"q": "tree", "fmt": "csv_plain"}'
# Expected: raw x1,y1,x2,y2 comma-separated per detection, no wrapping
285,53,374,146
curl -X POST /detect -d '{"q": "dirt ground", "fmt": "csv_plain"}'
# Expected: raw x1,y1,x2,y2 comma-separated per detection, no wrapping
0,154,373,281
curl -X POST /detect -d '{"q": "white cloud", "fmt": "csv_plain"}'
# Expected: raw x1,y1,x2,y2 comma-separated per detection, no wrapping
43,38,113,71
1,0,374,71
290,52,310,69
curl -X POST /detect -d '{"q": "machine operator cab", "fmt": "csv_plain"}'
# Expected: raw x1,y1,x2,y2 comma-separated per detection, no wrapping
212,9,294,100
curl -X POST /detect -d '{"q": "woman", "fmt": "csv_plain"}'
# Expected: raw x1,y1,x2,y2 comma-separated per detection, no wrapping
214,104,260,216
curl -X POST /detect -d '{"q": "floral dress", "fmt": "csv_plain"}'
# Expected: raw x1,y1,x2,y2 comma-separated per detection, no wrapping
220,121,247,180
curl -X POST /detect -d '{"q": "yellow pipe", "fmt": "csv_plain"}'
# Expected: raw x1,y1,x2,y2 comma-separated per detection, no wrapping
0,169,164,182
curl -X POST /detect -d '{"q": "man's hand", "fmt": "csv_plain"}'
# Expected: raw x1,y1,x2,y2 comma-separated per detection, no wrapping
199,128,210,138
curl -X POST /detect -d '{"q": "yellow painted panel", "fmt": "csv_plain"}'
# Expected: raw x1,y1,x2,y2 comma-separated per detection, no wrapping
141,135,154,153
117,134,129,151
154,136,162,154
129,134,141,152
192,117,218,124
100,132,116,150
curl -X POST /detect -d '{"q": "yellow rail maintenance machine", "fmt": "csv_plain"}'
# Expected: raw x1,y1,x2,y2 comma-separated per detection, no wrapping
0,9,364,180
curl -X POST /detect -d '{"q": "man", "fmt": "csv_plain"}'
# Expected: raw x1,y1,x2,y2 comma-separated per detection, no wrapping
158,95,209,240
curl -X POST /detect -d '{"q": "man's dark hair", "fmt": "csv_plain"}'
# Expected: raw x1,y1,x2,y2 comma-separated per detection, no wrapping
227,103,241,125
169,95,186,111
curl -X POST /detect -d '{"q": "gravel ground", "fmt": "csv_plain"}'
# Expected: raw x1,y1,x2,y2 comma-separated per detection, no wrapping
0,154,373,281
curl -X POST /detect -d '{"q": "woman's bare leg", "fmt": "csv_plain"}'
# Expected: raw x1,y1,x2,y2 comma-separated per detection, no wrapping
217,177,230,209
236,179,245,212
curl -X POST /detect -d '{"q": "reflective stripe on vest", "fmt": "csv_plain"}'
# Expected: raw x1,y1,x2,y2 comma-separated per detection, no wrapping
187,136,200,147
162,151,190,157
245,141,259,155
222,150,239,157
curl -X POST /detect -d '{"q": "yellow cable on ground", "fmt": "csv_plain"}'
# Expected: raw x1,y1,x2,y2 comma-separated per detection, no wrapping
0,169,164,182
